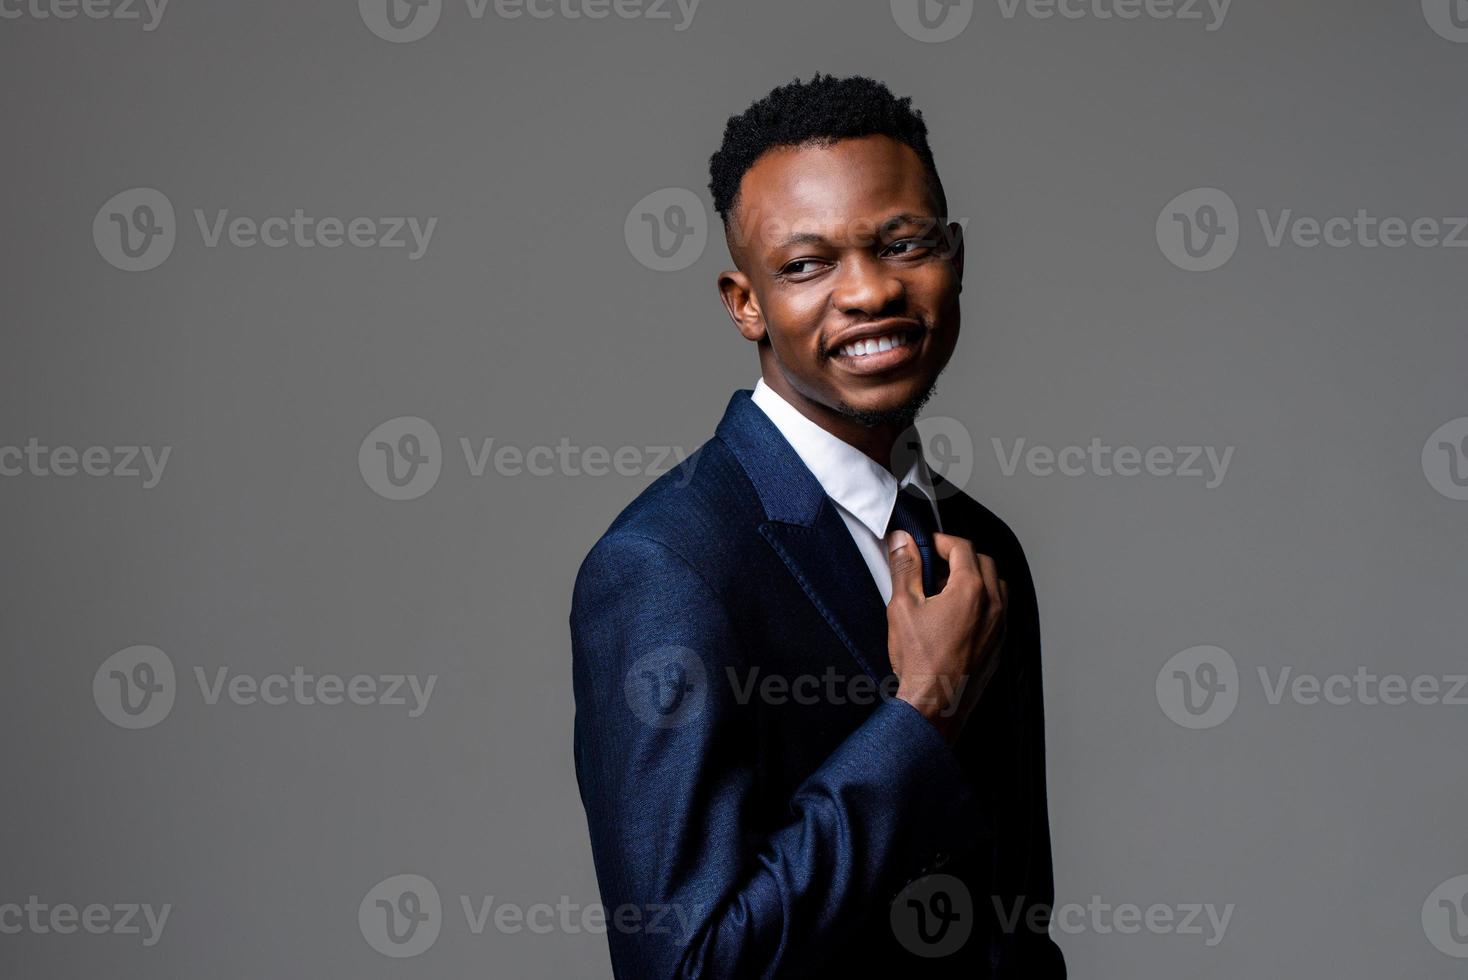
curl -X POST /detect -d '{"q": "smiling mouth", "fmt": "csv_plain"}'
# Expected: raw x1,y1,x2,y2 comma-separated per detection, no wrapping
829,326,925,375
837,331,915,359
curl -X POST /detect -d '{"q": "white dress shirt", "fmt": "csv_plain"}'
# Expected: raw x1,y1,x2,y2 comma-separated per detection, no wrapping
750,378,943,604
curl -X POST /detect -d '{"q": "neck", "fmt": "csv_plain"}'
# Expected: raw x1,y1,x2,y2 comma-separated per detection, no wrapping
759,367,906,473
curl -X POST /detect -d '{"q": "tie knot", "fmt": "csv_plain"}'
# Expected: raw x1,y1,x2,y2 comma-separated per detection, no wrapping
887,486,940,596
887,485,938,541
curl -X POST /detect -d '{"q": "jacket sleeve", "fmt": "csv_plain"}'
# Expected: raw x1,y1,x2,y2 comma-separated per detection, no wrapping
570,530,986,978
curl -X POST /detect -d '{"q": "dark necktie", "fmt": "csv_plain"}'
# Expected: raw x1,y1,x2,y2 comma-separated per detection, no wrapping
886,485,942,597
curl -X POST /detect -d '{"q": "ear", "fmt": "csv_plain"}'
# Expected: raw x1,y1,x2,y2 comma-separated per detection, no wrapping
717,269,767,343
947,221,966,294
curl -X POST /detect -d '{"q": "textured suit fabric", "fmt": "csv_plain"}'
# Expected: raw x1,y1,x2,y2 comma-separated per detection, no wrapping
570,390,1066,978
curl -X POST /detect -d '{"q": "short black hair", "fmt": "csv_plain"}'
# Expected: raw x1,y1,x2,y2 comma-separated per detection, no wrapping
707,73,946,227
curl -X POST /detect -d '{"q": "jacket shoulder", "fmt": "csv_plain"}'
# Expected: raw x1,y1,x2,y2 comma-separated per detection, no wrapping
574,434,759,591
933,475,1032,569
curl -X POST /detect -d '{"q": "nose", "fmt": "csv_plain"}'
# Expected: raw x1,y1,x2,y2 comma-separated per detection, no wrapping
829,253,905,318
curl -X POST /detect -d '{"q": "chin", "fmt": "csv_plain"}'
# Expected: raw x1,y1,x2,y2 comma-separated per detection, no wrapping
836,378,937,429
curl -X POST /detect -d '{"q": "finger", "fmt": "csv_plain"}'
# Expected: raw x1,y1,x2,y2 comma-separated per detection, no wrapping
932,533,978,579
885,530,926,603
976,553,1002,620
985,581,1012,654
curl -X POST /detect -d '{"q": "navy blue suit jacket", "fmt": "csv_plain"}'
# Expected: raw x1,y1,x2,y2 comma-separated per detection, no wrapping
571,390,1065,978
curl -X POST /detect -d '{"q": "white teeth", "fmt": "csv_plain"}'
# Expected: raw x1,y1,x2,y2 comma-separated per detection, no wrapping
841,333,910,358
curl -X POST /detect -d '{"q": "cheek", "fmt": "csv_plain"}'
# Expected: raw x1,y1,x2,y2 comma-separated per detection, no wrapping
907,262,960,309
762,291,827,348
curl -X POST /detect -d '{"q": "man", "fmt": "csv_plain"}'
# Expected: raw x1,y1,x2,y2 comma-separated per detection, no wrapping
571,74,1065,977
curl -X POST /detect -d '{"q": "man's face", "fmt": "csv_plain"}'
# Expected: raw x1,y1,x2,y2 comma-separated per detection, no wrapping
719,134,964,428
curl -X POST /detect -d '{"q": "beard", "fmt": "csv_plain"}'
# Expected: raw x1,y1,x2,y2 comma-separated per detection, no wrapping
833,376,939,429
815,319,944,429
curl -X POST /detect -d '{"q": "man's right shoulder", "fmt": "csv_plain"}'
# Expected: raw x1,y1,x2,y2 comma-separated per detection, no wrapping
573,433,760,596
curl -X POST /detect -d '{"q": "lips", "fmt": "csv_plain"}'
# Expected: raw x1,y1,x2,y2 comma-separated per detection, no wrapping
829,321,924,375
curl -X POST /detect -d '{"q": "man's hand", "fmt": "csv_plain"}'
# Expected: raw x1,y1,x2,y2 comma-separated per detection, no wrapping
886,530,1007,744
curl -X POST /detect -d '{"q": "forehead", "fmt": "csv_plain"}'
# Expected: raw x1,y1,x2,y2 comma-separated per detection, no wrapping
733,135,938,240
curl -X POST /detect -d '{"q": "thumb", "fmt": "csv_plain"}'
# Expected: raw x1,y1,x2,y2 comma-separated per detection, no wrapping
886,530,925,602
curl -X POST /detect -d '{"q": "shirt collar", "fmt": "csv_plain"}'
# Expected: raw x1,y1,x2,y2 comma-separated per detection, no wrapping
750,378,941,538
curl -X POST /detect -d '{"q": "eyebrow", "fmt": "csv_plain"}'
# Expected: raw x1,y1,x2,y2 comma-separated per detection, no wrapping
770,213,941,250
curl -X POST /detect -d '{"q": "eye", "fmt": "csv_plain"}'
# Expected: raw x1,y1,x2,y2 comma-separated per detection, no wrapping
882,237,931,258
778,258,828,279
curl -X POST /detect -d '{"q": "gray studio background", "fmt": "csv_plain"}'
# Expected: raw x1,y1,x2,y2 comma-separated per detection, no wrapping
2,0,1466,976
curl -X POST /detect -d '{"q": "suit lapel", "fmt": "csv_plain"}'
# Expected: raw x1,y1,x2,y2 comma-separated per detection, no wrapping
715,391,893,680
759,505,893,679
